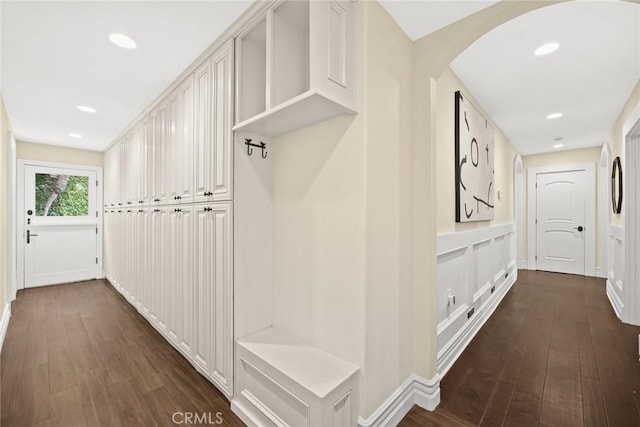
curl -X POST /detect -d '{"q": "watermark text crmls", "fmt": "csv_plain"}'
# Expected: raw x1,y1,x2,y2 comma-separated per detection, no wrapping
172,412,225,425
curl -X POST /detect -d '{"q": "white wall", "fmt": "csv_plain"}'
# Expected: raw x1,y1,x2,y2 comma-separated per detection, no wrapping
432,67,518,377
606,80,640,323
272,1,415,417
17,140,103,167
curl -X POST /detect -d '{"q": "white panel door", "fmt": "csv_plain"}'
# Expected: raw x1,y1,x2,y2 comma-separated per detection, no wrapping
23,165,99,287
194,202,233,396
536,170,586,275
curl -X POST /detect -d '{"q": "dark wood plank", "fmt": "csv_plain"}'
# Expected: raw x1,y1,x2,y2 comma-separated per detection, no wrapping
1,279,244,426
402,270,640,427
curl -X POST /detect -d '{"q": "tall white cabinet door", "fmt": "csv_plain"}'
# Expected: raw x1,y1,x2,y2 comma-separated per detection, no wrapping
137,208,150,315
167,207,183,344
136,119,149,205
193,58,212,203
150,206,170,330
194,202,233,397
178,76,195,202
211,42,233,201
178,206,194,357
166,89,182,203
155,102,169,204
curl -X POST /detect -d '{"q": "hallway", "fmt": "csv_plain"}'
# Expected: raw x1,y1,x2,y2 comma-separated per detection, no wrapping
401,271,640,427
0,280,243,426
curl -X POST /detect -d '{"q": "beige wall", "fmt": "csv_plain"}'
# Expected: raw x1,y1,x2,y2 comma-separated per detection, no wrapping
522,147,603,265
272,1,414,417
436,67,518,235
608,80,640,226
17,141,103,167
0,94,11,319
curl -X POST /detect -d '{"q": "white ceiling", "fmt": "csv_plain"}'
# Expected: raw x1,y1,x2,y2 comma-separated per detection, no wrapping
2,1,252,151
381,0,639,155
379,0,499,41
449,0,640,155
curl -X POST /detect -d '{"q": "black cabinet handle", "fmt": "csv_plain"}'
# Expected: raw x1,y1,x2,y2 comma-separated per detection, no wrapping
127,202,132,204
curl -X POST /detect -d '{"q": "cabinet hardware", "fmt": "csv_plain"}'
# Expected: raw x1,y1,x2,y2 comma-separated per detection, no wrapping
118,210,122,213
138,209,144,213
245,138,268,159
154,209,160,212
127,210,132,213
118,203,123,206
127,202,132,204
139,200,144,204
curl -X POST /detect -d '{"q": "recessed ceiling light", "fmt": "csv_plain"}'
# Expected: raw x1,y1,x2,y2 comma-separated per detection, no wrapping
546,112,563,120
69,133,82,138
76,105,97,113
553,143,564,149
109,33,136,50
535,42,559,56
554,137,564,141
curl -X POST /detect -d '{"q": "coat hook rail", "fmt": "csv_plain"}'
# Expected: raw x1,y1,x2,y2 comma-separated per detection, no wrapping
245,138,268,159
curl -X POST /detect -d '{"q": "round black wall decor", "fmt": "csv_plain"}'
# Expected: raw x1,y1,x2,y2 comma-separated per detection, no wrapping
611,156,623,214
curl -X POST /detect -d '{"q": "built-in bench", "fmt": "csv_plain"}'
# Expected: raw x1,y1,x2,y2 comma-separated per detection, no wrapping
232,327,360,427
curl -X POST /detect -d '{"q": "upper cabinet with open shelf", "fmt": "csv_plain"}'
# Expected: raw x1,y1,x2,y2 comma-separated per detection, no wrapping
234,0,355,137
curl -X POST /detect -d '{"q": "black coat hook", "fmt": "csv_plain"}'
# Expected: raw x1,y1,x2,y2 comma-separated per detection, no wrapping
245,138,268,159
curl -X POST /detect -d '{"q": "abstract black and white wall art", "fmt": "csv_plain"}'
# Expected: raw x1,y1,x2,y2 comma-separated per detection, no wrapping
455,91,495,222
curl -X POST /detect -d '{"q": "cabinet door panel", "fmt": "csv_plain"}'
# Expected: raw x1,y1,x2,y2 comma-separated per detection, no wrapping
194,202,233,396
180,76,195,202
151,207,169,330
194,59,212,203
166,90,181,202
211,42,233,201
179,207,194,357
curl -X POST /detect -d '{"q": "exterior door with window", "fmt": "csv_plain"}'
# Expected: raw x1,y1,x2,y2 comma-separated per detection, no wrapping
23,165,99,287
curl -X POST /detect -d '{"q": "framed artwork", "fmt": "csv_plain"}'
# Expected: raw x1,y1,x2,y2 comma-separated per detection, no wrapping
455,91,495,222
612,156,622,214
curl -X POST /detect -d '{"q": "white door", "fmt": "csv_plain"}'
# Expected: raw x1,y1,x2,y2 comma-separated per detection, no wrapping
536,170,587,275
23,164,99,287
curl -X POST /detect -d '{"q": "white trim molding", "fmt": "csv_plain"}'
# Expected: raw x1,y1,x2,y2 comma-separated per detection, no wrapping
0,303,11,352
607,225,625,321
358,374,441,427
527,162,597,276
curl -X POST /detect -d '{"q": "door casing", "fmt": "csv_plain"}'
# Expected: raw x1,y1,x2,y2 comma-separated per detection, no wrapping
17,160,103,290
527,162,596,276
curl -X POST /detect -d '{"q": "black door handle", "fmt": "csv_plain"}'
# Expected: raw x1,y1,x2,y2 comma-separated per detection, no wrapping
27,230,38,244
573,226,584,232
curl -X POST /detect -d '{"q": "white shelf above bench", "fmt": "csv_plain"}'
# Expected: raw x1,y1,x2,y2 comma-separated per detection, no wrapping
234,0,356,138
232,327,360,427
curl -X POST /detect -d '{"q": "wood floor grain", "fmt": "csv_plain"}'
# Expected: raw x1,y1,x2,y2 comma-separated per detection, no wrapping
400,270,640,427
1,279,243,426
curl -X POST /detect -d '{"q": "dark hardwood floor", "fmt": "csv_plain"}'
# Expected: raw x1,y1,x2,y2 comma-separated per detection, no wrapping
401,270,640,427
0,279,243,426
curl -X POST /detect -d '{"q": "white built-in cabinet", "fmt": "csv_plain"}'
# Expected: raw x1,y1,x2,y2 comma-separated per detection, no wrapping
234,0,355,136
103,39,234,399
103,0,358,414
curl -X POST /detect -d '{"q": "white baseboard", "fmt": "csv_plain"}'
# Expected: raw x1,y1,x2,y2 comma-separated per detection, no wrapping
519,260,528,270
606,280,624,319
358,374,441,427
0,303,11,353
437,271,517,377
595,267,604,278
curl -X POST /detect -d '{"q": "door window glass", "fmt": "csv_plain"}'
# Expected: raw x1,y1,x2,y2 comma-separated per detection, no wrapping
35,173,89,217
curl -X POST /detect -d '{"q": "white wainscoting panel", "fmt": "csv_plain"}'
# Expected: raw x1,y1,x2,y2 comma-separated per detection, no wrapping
436,224,517,377
607,225,625,319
